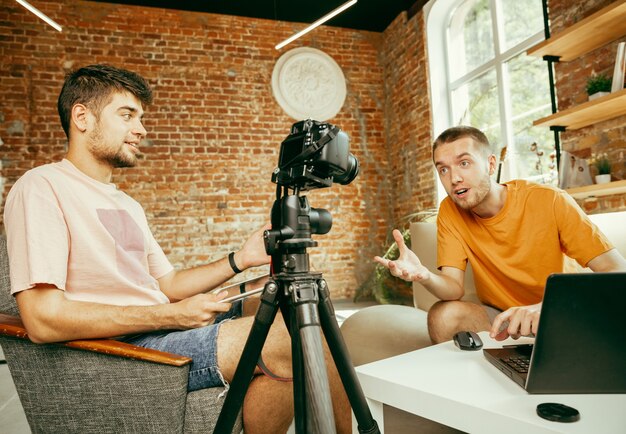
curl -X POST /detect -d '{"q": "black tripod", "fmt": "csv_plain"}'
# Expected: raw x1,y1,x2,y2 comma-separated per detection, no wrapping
214,193,380,434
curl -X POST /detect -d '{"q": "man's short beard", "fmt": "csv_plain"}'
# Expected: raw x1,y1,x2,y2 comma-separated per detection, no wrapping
109,152,137,168
88,125,137,168
451,174,491,210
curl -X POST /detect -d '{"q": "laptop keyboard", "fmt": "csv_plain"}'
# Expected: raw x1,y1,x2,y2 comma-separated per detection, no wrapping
501,355,530,373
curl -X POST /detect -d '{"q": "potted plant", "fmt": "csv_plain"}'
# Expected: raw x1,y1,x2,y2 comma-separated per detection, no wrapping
586,74,612,100
591,153,611,184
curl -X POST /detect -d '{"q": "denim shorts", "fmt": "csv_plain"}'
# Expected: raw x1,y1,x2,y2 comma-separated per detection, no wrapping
120,301,242,391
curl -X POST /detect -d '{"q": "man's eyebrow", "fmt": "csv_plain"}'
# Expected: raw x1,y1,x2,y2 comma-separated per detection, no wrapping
117,105,144,119
117,105,139,113
434,152,473,167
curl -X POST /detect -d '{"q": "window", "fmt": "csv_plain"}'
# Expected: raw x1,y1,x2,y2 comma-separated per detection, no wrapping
427,0,556,188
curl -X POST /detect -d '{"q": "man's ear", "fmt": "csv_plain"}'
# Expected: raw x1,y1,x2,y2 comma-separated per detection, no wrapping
71,104,89,133
488,153,497,175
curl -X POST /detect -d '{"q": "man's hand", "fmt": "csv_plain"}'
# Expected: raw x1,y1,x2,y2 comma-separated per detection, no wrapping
170,291,232,329
490,302,542,341
374,229,431,282
234,223,271,270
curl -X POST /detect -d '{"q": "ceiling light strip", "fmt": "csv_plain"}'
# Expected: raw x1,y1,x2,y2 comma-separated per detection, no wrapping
16,0,63,32
275,0,357,50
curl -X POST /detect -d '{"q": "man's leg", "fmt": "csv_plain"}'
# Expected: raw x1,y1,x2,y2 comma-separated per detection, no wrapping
218,314,351,434
427,300,491,344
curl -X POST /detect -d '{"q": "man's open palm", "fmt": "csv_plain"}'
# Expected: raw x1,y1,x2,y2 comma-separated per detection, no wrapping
374,229,431,282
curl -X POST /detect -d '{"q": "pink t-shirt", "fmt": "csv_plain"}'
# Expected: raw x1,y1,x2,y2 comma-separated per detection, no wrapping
4,159,172,306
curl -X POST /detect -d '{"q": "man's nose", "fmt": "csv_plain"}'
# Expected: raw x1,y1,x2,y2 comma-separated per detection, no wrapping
133,120,147,138
450,169,462,184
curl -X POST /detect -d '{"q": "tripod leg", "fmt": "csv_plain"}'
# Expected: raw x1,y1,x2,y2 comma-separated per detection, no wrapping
213,280,281,434
317,279,381,434
291,280,337,434
289,301,307,434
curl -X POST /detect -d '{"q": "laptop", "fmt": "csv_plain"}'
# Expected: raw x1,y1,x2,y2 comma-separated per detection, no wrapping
483,272,626,394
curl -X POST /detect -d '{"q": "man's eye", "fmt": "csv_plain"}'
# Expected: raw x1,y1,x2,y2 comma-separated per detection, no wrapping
460,161,470,167
122,113,132,120
439,167,448,175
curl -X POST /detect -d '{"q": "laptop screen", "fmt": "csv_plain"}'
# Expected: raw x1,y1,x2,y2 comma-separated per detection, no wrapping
485,272,626,394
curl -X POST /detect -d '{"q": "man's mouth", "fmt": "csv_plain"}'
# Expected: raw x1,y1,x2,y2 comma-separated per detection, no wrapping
455,188,469,196
125,142,139,152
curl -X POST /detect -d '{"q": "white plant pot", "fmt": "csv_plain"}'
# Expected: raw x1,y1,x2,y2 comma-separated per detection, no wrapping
595,174,611,184
588,91,610,101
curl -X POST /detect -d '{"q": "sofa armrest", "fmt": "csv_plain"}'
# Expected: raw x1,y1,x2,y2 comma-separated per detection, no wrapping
0,313,191,367
340,305,431,365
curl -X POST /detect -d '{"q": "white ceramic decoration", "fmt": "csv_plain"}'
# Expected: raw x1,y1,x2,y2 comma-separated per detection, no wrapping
272,47,347,121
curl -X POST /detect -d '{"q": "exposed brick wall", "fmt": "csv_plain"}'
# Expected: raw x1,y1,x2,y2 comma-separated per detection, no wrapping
381,11,436,225
1,0,421,298
548,0,626,214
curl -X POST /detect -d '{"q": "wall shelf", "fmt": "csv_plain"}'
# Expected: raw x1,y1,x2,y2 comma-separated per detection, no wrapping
527,0,626,62
533,88,626,130
566,179,626,199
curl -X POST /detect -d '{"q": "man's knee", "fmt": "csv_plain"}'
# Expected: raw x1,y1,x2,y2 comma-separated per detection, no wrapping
428,300,467,325
427,300,487,343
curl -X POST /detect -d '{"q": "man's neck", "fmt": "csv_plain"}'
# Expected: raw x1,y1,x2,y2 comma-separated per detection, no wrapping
471,182,507,219
66,147,113,184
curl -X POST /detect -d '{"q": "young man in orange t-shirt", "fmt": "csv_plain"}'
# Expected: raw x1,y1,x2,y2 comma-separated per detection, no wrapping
375,126,626,343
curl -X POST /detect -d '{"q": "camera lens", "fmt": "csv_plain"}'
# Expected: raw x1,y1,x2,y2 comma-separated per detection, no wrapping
333,154,359,185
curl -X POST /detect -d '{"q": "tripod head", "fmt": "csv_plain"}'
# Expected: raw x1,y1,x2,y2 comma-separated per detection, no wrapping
264,120,359,274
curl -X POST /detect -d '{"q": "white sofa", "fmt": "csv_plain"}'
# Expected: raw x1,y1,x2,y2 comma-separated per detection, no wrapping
341,210,626,366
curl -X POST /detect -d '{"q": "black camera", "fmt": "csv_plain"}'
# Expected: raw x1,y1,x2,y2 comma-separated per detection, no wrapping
272,119,359,191
264,120,359,256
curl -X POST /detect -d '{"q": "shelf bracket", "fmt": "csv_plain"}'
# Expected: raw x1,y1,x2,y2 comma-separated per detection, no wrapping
543,55,560,63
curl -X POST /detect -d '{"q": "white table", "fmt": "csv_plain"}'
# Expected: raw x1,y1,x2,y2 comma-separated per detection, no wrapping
354,332,626,433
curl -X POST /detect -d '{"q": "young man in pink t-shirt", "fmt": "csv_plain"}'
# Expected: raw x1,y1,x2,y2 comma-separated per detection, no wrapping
375,126,626,344
4,64,350,434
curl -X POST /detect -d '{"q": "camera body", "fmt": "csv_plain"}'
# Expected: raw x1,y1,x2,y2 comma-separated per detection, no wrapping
272,119,359,191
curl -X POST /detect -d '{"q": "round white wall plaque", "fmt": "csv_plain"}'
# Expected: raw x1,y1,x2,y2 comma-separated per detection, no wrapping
272,47,347,121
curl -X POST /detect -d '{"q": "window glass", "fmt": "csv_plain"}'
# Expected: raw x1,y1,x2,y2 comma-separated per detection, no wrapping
501,0,544,50
452,68,502,148
448,0,494,80
508,52,555,183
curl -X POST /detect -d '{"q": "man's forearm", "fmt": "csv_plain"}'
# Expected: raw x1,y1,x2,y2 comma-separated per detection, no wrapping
16,288,182,343
420,271,465,301
161,255,236,301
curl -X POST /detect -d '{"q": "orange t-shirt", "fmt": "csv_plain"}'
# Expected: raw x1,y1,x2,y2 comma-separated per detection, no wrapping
437,180,613,310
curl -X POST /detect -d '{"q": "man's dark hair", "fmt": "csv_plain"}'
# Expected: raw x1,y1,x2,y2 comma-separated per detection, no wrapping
57,64,153,138
432,126,493,160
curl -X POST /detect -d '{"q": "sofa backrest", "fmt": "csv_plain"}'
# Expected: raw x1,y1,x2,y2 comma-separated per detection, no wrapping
0,234,20,316
410,222,478,311
409,210,626,311
587,211,626,258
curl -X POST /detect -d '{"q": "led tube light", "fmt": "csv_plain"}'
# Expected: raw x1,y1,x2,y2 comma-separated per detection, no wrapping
16,0,63,32
275,0,357,50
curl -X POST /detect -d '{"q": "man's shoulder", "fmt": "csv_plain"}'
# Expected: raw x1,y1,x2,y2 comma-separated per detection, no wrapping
18,161,65,181
11,161,65,189
507,179,563,199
